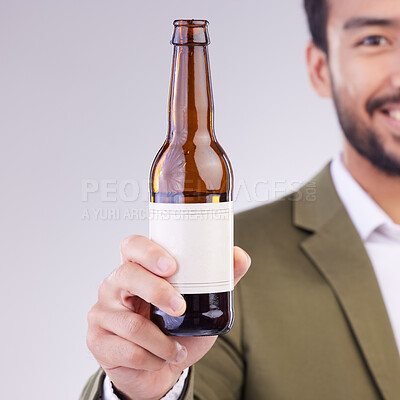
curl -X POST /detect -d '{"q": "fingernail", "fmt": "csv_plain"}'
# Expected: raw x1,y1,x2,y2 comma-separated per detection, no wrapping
158,256,173,273
174,343,187,364
171,295,185,313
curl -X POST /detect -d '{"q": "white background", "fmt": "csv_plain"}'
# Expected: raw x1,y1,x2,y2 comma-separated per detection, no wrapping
0,0,341,398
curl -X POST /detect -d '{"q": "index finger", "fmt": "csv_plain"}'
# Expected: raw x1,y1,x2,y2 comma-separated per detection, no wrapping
120,235,177,277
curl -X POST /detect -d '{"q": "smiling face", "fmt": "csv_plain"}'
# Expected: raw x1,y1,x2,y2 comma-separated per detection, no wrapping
308,0,400,175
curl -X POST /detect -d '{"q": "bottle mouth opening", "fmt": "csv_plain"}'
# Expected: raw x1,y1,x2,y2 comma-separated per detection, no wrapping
173,19,209,28
171,19,210,46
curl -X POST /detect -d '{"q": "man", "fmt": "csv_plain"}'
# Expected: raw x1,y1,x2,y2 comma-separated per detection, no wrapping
81,0,400,398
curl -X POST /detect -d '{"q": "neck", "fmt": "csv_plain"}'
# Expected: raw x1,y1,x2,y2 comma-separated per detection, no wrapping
168,45,214,142
342,137,400,224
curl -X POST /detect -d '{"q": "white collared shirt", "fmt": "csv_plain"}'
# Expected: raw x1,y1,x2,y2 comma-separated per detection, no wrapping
331,153,400,352
104,154,400,399
103,367,188,400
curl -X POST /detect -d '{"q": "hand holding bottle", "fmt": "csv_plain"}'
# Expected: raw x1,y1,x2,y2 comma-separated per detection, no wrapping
86,235,251,400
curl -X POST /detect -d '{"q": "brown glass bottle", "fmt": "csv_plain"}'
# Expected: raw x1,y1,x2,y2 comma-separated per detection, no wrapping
149,20,234,336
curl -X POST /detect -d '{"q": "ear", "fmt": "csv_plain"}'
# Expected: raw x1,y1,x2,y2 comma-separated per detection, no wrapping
306,41,332,98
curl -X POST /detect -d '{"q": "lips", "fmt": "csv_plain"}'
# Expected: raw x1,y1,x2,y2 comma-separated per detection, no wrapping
379,103,400,122
376,103,400,137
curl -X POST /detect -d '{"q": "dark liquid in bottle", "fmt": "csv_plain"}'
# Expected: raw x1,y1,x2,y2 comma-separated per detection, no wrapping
151,291,234,336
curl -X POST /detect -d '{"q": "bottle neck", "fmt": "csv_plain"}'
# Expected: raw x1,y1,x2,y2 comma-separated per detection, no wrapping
168,45,214,143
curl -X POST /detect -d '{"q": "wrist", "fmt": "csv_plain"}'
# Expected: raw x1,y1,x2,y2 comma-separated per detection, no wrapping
108,369,188,400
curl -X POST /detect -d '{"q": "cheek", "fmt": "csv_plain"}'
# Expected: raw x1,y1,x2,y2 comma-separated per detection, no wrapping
330,51,385,114
330,55,362,99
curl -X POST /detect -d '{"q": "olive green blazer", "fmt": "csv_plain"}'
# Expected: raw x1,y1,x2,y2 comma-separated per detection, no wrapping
81,163,400,400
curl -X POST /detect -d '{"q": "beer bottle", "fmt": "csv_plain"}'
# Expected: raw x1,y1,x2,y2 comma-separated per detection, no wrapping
149,20,234,336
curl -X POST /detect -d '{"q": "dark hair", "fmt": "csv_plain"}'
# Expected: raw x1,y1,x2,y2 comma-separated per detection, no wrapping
304,0,330,53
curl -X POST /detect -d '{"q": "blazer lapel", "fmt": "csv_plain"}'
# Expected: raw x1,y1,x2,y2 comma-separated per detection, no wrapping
294,163,400,400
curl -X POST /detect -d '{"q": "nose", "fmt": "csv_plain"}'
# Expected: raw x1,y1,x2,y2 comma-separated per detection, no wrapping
391,72,400,88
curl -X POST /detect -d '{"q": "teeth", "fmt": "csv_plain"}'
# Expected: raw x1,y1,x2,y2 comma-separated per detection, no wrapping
388,110,400,121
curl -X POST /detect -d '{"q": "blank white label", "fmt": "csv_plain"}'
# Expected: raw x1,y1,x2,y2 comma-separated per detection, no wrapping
149,202,234,294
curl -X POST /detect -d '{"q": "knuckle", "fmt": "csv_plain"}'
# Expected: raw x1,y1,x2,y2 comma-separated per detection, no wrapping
86,304,99,326
145,240,169,266
153,280,173,305
166,342,178,361
129,345,145,364
124,314,146,337
86,330,102,355
113,262,129,283
153,359,166,371
97,278,109,299
120,234,143,255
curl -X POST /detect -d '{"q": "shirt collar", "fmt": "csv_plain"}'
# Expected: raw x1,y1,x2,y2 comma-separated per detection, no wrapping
330,153,400,242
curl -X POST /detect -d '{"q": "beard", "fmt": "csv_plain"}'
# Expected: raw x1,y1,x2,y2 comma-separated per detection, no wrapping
331,88,400,176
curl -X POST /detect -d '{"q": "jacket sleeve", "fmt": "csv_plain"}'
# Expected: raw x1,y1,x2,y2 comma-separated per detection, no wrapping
79,368,105,400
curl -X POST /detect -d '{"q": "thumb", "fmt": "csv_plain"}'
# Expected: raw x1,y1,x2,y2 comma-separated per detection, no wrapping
233,246,251,286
